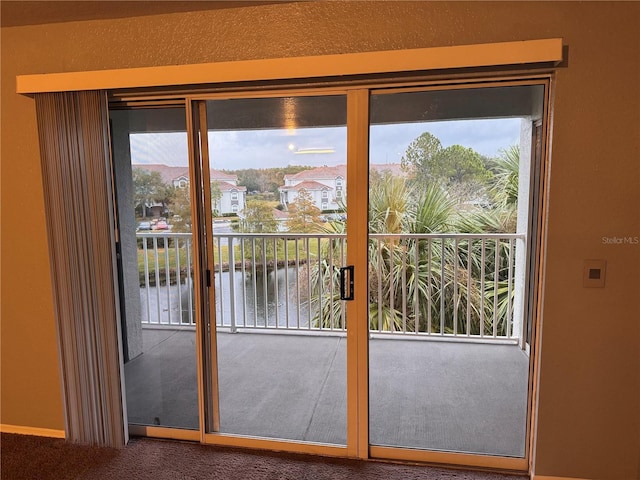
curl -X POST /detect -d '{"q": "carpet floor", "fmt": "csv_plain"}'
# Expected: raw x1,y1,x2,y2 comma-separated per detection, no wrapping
1,433,528,480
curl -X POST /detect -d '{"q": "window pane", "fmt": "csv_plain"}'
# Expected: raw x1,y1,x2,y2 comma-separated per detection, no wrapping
205,95,348,445
111,107,198,430
368,85,544,456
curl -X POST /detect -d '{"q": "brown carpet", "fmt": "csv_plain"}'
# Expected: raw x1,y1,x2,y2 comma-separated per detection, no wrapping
1,433,527,480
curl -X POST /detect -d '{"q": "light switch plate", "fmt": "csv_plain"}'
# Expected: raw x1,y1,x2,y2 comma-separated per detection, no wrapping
583,259,606,288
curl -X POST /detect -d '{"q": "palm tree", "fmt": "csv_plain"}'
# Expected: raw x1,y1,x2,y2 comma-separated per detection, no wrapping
311,145,521,338
491,145,520,208
309,219,346,330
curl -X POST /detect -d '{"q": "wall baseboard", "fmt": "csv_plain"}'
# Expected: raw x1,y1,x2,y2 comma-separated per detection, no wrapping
533,476,590,480
0,424,66,438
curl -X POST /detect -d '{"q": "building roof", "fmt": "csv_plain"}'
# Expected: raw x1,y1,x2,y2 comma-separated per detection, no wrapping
132,164,237,183
217,181,247,192
210,169,238,181
281,180,330,191
133,164,189,184
283,163,405,182
283,165,346,181
370,163,405,177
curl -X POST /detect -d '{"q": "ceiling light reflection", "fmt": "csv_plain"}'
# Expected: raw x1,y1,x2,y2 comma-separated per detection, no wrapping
293,147,335,155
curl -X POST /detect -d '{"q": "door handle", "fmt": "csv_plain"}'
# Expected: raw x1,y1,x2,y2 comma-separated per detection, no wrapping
339,265,355,301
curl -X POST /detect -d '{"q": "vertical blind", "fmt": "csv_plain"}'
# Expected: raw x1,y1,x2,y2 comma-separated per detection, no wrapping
35,91,126,448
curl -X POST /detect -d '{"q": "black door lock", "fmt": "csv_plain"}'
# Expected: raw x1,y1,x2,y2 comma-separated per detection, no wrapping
339,265,355,301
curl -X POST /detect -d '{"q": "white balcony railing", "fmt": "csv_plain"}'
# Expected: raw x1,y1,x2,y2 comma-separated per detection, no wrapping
135,231,525,342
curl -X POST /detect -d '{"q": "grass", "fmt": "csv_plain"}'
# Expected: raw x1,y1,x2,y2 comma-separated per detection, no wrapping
137,237,328,286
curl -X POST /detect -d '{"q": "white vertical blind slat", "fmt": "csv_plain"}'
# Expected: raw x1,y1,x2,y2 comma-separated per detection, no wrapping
35,91,126,448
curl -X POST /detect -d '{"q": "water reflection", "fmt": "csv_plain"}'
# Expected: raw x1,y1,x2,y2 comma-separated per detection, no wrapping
214,266,312,328
140,266,315,328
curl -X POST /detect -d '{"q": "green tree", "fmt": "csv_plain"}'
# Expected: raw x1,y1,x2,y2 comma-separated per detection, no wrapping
233,166,314,197
400,132,492,203
239,200,278,233
132,168,173,218
234,199,278,263
400,132,442,181
167,182,223,230
169,186,192,232
436,145,491,185
286,189,322,232
235,169,262,193
210,181,222,216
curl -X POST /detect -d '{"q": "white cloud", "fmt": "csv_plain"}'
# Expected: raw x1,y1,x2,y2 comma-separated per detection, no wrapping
130,118,522,169
130,132,189,167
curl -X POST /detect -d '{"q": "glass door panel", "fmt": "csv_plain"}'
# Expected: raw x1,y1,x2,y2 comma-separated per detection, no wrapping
368,85,544,457
205,95,348,444
111,107,199,429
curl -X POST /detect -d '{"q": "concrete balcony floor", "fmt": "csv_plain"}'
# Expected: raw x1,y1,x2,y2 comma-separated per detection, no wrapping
124,328,529,457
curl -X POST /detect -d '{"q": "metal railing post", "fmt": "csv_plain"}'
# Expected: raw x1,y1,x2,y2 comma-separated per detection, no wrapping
133,232,524,345
228,236,237,333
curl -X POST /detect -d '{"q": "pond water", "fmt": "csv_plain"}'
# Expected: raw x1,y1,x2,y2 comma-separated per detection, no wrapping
140,266,334,330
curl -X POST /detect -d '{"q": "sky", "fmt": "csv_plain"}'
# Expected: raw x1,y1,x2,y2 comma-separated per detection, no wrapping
129,118,522,170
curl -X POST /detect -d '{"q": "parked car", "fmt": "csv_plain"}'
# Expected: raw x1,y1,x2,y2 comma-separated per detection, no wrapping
137,221,151,231
155,220,169,230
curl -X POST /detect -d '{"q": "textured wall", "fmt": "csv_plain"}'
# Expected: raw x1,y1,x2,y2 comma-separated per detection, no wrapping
1,2,638,479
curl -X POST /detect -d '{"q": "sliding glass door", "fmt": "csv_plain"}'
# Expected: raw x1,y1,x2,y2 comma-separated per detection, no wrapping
204,95,349,445
111,107,199,430
367,84,545,462
111,79,548,470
